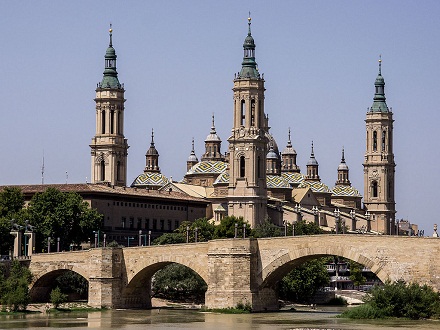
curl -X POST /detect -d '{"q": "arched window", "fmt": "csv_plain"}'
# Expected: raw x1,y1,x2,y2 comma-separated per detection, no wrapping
257,156,261,178
250,99,255,126
117,112,121,134
373,131,377,151
101,110,106,134
382,131,386,151
240,100,246,126
117,161,121,181
110,110,115,134
100,160,105,181
240,156,245,178
372,181,378,198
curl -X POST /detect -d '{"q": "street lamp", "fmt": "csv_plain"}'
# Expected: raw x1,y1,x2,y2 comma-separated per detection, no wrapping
234,223,238,238
93,230,100,247
284,220,287,237
127,236,134,247
57,237,60,252
365,211,371,232
139,230,142,246
396,219,400,236
195,227,198,243
350,209,356,232
47,237,51,253
103,233,106,247
312,206,319,226
243,224,246,239
334,208,340,234
186,226,189,243
148,230,151,246
389,217,393,235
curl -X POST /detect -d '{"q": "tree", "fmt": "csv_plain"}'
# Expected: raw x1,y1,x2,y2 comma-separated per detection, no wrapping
349,261,366,287
0,260,33,311
54,271,88,299
292,219,323,236
279,258,330,303
152,263,207,303
26,188,103,251
153,232,185,245
0,187,25,255
251,218,282,238
50,287,67,309
214,216,250,239
175,218,216,242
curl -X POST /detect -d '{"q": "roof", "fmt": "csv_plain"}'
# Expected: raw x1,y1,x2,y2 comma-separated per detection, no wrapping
332,185,362,197
159,182,208,199
299,180,331,193
131,172,169,188
282,172,305,185
186,161,228,175
266,175,292,189
0,183,208,204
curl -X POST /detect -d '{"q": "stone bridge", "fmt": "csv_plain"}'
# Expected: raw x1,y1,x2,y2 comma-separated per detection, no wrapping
28,235,440,311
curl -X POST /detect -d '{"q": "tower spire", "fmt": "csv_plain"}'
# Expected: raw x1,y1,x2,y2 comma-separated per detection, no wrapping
370,55,388,113
237,14,260,79
109,23,113,47
100,25,120,89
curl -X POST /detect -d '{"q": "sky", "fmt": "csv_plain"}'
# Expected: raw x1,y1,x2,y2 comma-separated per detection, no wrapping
0,1,439,233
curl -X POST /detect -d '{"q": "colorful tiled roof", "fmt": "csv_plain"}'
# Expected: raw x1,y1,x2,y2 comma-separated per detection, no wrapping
299,180,331,193
281,172,305,185
332,185,362,197
266,175,292,189
131,172,169,188
214,172,229,185
187,161,228,175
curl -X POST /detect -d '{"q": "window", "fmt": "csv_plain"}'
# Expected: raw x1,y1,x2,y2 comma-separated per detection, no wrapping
241,100,245,125
129,217,134,229
382,131,386,151
116,161,121,181
250,99,255,126
174,220,179,229
372,181,378,198
160,220,165,230
145,218,150,229
240,156,245,177
168,220,172,230
121,217,126,229
110,110,115,134
137,218,142,229
153,219,157,230
101,110,106,134
257,156,261,178
373,131,377,151
100,160,105,181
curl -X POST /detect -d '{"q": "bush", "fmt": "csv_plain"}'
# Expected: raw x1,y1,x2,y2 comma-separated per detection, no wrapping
341,280,440,320
50,287,67,309
0,260,32,311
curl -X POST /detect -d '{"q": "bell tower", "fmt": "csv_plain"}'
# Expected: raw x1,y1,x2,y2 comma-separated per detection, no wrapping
363,57,396,234
227,16,268,228
90,26,129,186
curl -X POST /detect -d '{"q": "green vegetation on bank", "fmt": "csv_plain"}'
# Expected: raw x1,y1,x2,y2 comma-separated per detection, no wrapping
0,260,33,312
340,280,440,320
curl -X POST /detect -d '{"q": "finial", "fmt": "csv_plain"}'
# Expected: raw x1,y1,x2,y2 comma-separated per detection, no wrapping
288,127,291,143
192,137,195,152
151,128,155,145
378,54,382,75
109,23,113,47
341,147,345,162
311,141,314,155
248,12,252,35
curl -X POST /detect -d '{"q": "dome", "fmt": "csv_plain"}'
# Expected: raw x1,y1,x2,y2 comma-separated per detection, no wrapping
332,185,362,197
299,180,331,193
266,146,278,160
205,132,221,142
131,172,169,188
187,154,198,163
146,145,159,156
186,161,228,175
338,162,349,171
282,144,297,155
266,175,291,189
282,172,305,185
266,133,279,154
105,46,116,57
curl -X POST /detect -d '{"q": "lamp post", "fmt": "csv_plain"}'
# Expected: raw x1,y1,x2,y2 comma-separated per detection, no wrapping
148,230,151,246
342,218,346,234
57,237,60,252
47,237,51,253
93,230,100,247
195,227,198,243
334,208,340,234
234,223,238,238
186,226,189,243
138,230,142,246
312,206,319,226
284,220,287,236
294,203,302,222
396,219,400,236
94,233,98,248
365,211,371,232
350,209,356,232
127,236,134,247
389,217,393,235
103,233,106,247
243,224,246,239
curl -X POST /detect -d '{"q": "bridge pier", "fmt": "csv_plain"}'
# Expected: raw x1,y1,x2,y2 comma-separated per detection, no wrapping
205,239,279,311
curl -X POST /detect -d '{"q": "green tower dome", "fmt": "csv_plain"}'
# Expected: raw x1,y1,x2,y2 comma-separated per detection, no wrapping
237,16,260,79
99,25,122,89
370,57,389,113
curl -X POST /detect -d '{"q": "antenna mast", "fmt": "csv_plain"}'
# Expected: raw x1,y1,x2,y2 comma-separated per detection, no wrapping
41,152,45,184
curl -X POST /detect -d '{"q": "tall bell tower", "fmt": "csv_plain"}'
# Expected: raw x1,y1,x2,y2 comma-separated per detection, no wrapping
363,58,396,234
90,26,129,186
227,16,268,228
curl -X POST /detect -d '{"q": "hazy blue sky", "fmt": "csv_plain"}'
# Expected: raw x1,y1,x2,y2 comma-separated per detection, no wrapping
1,1,439,233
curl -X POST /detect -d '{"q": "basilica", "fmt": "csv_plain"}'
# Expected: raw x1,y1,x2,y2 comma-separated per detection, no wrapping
90,17,397,237
4,19,399,246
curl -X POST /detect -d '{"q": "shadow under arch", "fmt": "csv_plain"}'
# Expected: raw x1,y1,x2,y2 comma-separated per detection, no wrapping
259,250,389,290
122,261,208,309
29,269,88,303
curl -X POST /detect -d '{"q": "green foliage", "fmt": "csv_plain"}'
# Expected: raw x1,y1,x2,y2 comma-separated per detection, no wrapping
236,300,252,312
349,261,366,287
152,263,207,303
0,187,25,255
50,287,67,309
279,258,329,303
339,303,386,319
175,218,216,242
214,216,250,239
0,260,33,311
106,240,122,247
325,296,348,306
153,232,186,245
292,220,323,236
341,280,440,320
251,218,282,238
26,188,103,251
54,271,88,298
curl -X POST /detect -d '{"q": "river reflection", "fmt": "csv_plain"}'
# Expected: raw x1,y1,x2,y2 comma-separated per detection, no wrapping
1,307,439,329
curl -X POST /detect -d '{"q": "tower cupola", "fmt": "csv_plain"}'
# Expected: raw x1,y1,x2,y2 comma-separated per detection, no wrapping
202,114,224,161
145,129,160,173
238,15,260,79
187,138,199,171
281,128,300,173
370,56,389,113
100,25,121,89
336,147,350,185
306,142,320,181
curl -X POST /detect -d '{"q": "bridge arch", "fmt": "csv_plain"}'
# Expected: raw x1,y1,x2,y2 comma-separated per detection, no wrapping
29,268,89,302
258,242,390,289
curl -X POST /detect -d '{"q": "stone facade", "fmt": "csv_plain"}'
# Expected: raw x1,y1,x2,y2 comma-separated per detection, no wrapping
28,235,440,311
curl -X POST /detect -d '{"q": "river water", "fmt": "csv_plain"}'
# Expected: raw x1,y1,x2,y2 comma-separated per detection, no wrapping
1,307,439,330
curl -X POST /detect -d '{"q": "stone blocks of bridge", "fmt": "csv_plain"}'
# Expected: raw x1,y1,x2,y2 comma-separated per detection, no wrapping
205,239,278,311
